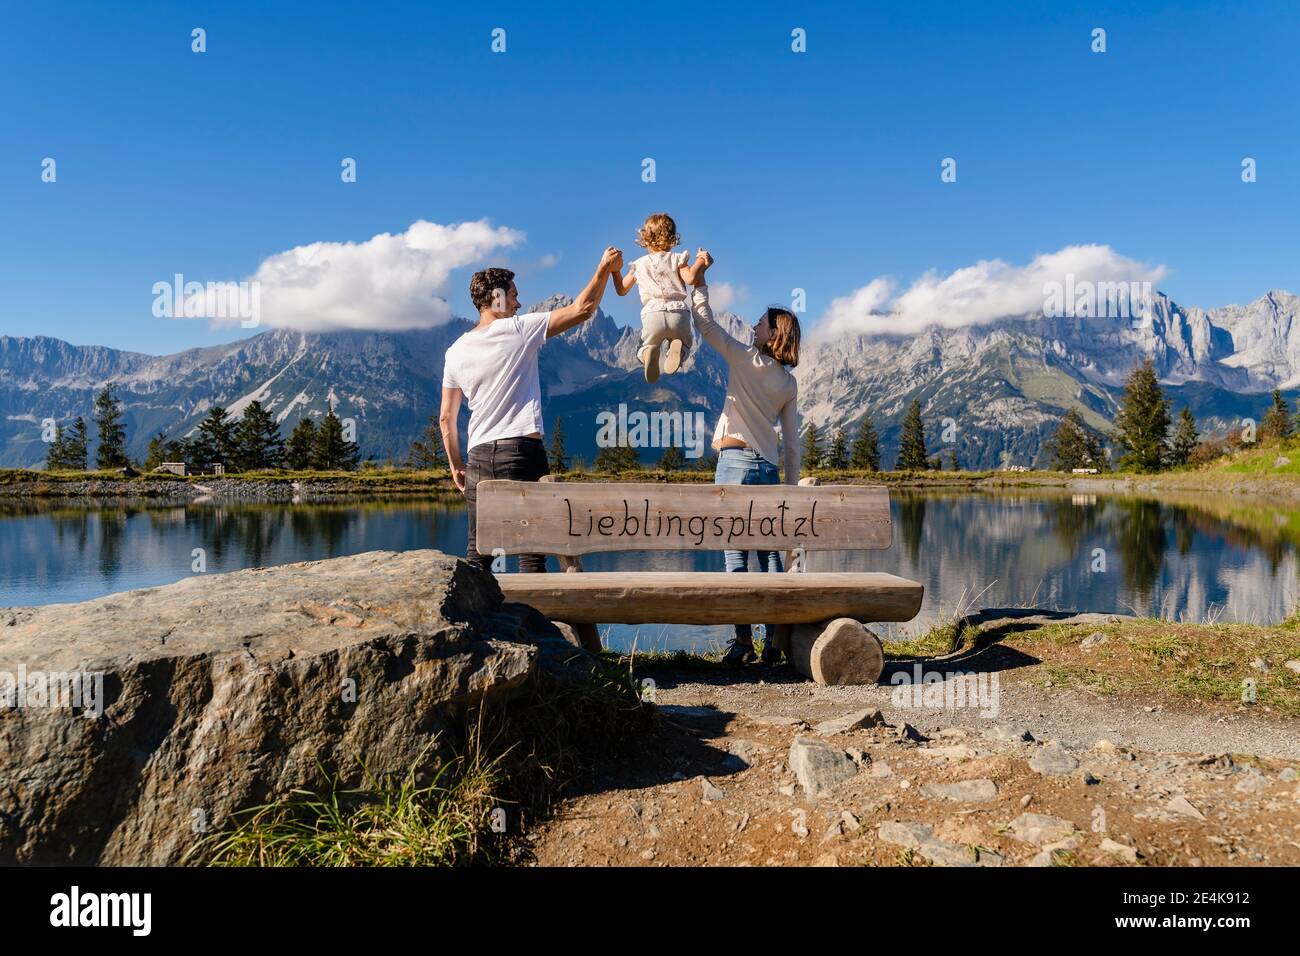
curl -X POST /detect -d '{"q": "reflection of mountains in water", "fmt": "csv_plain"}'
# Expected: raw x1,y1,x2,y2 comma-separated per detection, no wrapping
797,491,1300,628
5,492,1300,629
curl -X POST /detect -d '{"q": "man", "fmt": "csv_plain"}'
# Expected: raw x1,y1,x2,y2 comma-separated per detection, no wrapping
440,246,621,573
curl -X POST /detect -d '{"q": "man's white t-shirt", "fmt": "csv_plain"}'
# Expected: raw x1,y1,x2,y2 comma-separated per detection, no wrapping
442,311,551,452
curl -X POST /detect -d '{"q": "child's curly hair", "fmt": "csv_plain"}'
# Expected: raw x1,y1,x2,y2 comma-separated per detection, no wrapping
635,213,680,252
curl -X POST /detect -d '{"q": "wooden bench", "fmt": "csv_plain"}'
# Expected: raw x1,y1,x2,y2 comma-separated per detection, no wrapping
474,476,923,685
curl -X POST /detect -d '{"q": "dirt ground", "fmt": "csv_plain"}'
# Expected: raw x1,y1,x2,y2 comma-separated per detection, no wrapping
525,658,1300,867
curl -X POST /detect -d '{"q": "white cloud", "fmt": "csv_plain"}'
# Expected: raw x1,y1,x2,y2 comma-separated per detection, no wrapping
815,244,1169,340
710,281,749,312
183,219,524,332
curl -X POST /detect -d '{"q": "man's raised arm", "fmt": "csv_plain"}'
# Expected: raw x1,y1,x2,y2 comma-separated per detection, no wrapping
547,246,621,338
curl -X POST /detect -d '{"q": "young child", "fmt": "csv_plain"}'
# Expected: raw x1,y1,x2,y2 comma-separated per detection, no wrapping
611,213,708,382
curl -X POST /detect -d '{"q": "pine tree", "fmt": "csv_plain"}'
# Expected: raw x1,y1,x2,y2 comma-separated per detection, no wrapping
657,445,685,470
285,418,318,470
826,425,849,470
163,438,190,466
801,422,823,469
406,413,445,470
1261,389,1293,442
196,406,237,465
144,432,167,471
93,385,128,470
232,400,285,471
315,409,361,471
1044,410,1090,471
548,417,567,472
594,443,640,472
895,399,929,471
946,449,959,471
46,423,71,471
849,417,881,471
63,417,89,471
1169,407,1199,466
1111,359,1171,472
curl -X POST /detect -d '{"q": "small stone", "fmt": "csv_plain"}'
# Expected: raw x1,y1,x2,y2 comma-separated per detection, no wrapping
937,727,973,739
1100,838,1141,864
892,722,929,743
640,848,656,861
700,777,727,801
1093,739,1121,753
1080,632,1108,650
921,779,999,803
1020,794,1033,808
778,783,797,797
841,810,862,831
868,761,893,779
822,820,845,842
1234,772,1269,794
877,821,932,849
788,737,859,797
1279,768,1298,782
727,739,762,766
790,812,809,839
1003,812,1076,846
1080,771,1100,786
1251,658,1271,674
1284,660,1300,675
1275,455,1292,468
846,747,870,767
1166,795,1206,820
1029,743,1080,776
813,708,887,736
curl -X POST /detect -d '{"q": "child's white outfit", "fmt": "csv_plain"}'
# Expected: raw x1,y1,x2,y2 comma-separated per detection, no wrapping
626,250,693,379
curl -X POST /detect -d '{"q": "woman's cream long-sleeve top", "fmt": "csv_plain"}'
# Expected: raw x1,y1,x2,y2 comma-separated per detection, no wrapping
690,283,800,485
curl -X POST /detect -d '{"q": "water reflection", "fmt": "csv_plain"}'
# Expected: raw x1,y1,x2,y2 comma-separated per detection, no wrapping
3,491,1298,650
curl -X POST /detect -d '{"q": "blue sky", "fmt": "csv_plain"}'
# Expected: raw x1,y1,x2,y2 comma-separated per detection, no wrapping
2,0,1297,353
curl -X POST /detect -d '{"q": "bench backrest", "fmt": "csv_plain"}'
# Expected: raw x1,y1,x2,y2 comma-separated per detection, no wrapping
475,480,892,557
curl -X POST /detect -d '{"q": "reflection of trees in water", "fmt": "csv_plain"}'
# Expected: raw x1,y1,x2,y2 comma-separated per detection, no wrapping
897,494,926,564
50,509,90,554
287,506,358,557
1045,497,1107,555
96,508,135,579
1111,498,1168,599
185,507,288,569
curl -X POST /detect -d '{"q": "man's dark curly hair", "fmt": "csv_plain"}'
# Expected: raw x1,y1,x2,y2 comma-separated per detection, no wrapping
469,267,516,312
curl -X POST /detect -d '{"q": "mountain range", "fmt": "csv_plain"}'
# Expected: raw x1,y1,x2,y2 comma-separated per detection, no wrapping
2,289,1297,471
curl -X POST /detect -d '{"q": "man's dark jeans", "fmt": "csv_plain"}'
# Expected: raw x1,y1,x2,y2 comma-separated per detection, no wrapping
464,436,550,574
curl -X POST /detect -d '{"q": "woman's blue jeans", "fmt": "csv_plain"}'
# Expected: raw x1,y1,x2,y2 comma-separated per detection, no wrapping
713,447,783,646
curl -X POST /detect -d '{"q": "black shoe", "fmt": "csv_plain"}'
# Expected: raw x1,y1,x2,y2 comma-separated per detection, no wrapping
720,639,757,666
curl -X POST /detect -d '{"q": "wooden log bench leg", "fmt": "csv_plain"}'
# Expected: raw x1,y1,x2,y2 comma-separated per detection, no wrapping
789,617,884,686
551,621,603,654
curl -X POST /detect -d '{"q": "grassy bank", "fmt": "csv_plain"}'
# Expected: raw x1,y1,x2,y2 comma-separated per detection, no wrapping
881,613,1300,718
187,656,656,867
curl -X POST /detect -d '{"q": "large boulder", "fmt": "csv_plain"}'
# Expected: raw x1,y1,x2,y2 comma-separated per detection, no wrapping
0,550,562,865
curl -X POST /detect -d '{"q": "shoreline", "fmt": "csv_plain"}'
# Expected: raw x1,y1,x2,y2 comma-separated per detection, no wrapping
6,465,1300,507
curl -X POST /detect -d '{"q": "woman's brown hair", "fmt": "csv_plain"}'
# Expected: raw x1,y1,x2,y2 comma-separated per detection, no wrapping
761,307,800,368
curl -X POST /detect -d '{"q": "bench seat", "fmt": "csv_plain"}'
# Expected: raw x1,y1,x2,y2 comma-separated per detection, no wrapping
495,571,923,626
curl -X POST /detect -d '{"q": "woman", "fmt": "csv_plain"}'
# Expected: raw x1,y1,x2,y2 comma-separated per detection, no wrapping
689,250,802,665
